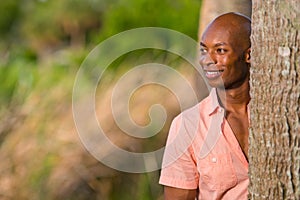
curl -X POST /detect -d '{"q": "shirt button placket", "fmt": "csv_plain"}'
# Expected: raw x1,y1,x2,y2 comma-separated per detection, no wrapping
211,157,217,163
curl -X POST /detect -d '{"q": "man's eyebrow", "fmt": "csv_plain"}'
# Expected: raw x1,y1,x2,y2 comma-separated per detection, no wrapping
200,42,229,47
214,42,228,47
199,42,206,47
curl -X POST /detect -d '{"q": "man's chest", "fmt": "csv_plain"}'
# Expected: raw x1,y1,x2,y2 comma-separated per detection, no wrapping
226,113,249,160
192,119,249,191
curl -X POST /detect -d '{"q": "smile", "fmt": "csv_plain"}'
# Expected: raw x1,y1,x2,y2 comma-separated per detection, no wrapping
205,70,224,79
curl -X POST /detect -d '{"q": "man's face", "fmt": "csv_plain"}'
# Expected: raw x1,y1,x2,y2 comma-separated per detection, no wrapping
199,24,250,89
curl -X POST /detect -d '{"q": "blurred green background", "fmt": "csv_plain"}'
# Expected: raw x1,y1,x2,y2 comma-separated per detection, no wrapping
0,0,202,199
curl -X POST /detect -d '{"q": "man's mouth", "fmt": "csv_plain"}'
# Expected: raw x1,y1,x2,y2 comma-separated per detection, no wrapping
204,70,224,79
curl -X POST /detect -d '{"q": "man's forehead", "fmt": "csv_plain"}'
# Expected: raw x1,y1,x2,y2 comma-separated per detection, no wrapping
205,20,237,36
203,13,251,36
201,26,232,44
199,13,251,52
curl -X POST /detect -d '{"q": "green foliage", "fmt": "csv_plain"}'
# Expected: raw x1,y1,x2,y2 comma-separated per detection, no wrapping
0,58,38,108
0,0,202,199
28,153,58,198
0,0,21,37
0,0,201,52
98,0,201,42
19,0,103,52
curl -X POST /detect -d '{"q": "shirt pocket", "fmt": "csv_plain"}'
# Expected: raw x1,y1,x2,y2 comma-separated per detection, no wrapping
198,153,238,191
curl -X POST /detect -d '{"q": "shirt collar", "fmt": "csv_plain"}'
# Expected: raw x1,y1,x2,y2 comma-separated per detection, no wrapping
208,88,223,115
208,88,251,120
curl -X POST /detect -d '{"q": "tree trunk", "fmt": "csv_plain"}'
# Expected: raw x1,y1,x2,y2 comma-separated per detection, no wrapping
249,0,300,199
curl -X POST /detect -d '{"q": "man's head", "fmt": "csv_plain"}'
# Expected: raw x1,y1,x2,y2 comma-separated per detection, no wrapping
199,12,251,89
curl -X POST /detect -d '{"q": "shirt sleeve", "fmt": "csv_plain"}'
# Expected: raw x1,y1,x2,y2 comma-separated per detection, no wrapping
159,114,199,189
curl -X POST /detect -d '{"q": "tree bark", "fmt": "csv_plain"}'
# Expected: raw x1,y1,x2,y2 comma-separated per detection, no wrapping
249,0,300,199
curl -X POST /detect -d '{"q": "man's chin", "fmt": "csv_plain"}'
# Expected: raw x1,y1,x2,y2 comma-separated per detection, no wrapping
206,81,225,90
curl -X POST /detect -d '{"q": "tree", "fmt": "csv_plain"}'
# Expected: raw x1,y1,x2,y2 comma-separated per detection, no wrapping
249,0,300,199
198,0,299,199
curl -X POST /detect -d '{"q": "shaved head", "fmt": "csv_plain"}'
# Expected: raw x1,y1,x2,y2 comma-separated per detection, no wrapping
202,12,251,50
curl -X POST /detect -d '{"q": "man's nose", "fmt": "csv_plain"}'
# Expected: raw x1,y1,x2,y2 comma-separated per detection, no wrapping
199,52,216,67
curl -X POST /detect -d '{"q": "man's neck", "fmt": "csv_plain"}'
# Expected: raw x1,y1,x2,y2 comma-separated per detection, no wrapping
216,79,250,114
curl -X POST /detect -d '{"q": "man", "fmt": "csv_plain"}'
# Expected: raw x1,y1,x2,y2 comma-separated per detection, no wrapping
159,12,251,199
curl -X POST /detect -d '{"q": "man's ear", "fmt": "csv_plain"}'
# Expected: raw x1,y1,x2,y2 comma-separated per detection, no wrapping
245,47,251,64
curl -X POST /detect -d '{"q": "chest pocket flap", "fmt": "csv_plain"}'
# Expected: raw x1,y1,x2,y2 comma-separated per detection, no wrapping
199,153,238,191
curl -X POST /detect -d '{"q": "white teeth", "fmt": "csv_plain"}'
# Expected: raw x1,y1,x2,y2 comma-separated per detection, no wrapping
205,71,223,78
207,71,220,75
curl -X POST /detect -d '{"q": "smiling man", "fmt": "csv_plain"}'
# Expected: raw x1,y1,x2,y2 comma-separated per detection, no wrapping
159,12,251,199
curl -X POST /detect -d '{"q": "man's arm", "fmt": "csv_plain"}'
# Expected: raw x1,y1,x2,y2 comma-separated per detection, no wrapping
164,186,197,200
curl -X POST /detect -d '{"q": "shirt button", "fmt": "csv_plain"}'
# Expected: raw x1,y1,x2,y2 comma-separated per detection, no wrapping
218,108,223,113
211,157,217,163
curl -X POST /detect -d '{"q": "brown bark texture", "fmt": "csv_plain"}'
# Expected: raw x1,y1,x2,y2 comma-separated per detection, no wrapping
249,0,300,199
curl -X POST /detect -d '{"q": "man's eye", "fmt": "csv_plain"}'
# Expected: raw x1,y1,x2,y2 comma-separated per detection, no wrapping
199,48,207,54
216,48,227,54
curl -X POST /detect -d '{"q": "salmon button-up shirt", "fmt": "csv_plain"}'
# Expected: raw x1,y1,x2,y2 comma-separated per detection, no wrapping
159,88,249,200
